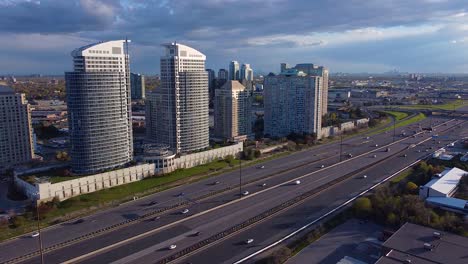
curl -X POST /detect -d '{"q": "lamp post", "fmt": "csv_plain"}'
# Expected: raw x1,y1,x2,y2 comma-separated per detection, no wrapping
239,153,242,199
339,134,343,162
34,192,44,264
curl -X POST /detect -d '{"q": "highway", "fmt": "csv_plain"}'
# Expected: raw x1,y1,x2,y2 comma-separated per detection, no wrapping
0,116,463,264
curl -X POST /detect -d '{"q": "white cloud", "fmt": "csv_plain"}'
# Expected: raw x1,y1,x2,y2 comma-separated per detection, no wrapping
246,25,441,48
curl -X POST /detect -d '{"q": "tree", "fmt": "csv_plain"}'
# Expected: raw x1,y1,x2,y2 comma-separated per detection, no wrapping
406,181,418,194
386,212,398,226
353,197,372,218
11,215,26,228
224,155,234,165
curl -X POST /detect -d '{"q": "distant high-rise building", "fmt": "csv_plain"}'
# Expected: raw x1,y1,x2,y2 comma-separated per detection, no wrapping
280,63,289,72
0,86,34,173
229,61,240,80
264,66,323,138
130,73,145,100
240,64,254,81
146,43,209,153
218,69,228,81
293,64,329,115
214,81,251,140
66,40,133,174
206,69,216,101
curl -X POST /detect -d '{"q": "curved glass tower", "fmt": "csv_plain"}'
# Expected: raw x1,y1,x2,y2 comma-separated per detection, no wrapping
66,40,133,174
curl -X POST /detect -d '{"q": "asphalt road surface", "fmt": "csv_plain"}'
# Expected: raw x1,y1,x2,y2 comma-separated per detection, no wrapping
1,116,464,264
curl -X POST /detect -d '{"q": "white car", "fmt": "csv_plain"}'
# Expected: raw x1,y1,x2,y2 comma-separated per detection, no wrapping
181,209,189,214
261,183,267,187
362,175,367,179
320,165,325,168
246,238,254,244
242,191,249,196
169,244,177,250
375,144,379,147
373,154,377,158
294,180,301,185
260,165,265,169
366,136,370,140
31,232,40,238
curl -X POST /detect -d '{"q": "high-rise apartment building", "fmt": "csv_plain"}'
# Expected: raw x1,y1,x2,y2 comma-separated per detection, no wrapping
206,69,216,101
0,86,34,173
130,73,145,100
240,64,254,81
214,81,251,140
65,40,133,174
264,67,323,138
146,43,209,153
229,61,240,81
293,63,329,115
218,69,228,81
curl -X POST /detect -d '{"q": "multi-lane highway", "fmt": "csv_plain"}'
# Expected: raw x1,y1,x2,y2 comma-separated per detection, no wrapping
0,116,465,264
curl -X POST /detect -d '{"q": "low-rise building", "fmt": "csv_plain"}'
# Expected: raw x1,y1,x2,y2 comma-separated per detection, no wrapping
377,222,468,264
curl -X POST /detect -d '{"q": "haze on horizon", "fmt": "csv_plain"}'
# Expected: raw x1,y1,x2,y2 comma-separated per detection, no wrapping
0,0,467,75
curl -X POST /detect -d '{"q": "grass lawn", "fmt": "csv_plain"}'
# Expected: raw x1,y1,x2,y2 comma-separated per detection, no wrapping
390,168,414,184
397,100,467,111
50,176,83,184
383,111,408,121
369,113,426,136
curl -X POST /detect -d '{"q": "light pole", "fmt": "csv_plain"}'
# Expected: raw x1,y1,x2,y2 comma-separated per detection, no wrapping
34,193,44,264
239,153,242,198
339,134,343,162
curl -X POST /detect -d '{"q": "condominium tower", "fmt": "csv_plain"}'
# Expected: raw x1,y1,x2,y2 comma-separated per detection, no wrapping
287,63,329,115
130,73,145,100
214,81,251,140
66,40,133,174
240,64,254,81
229,61,240,81
146,43,209,153
0,86,34,173
264,66,323,138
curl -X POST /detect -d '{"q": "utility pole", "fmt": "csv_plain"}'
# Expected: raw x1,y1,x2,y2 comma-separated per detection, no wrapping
35,195,44,264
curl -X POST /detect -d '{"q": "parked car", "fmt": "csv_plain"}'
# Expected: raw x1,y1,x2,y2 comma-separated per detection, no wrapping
245,238,254,244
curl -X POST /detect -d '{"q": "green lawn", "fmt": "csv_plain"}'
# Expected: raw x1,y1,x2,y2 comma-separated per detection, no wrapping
390,168,414,184
50,176,83,184
383,111,408,121
397,100,467,111
369,113,426,136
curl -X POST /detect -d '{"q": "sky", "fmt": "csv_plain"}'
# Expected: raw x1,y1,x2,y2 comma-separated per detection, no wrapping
0,0,468,75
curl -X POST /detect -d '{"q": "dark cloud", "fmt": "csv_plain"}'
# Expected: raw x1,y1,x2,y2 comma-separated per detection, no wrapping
0,0,467,74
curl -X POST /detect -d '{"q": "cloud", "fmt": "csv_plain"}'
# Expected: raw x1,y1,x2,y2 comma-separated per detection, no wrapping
0,0,468,73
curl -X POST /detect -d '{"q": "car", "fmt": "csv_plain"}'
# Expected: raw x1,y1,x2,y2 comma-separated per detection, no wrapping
320,165,325,168
148,201,158,206
260,165,265,169
403,154,408,157
181,209,189,214
177,192,185,197
373,154,377,158
73,219,84,224
348,153,353,158
245,238,254,244
366,136,370,140
31,232,40,238
152,216,161,221
169,244,177,250
242,191,249,196
375,144,379,147
417,150,421,153
362,175,367,179
386,147,390,152
193,231,201,236
294,180,301,185
261,183,267,187
212,181,220,185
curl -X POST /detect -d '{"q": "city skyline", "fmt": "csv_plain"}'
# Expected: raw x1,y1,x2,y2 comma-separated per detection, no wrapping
1,0,468,75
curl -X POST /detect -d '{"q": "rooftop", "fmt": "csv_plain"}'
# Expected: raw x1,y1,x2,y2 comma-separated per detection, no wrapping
0,85,14,94
425,167,467,195
378,222,468,264
426,197,468,213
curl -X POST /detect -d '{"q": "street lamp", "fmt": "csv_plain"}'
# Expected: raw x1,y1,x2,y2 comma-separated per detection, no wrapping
239,153,242,199
34,192,44,264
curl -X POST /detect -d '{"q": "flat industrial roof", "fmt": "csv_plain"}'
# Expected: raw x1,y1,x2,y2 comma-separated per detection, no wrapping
426,197,468,212
0,85,13,94
379,222,468,264
425,167,467,195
